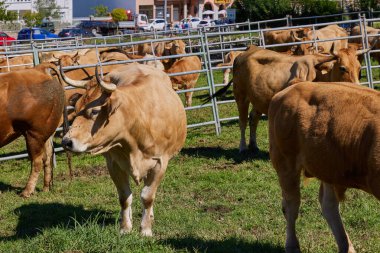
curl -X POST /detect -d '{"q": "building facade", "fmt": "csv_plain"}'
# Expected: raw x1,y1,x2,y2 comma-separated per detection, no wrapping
5,0,73,23
4,0,235,25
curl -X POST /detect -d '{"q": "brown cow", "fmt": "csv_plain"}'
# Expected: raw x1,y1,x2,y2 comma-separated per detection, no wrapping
0,54,33,73
350,25,380,64
269,81,380,253
292,25,348,55
216,50,244,85
60,63,187,236
165,56,202,107
0,63,65,197
264,28,310,52
207,45,367,152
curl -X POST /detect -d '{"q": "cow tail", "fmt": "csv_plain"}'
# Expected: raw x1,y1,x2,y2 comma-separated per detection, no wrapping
45,62,73,180
202,79,233,105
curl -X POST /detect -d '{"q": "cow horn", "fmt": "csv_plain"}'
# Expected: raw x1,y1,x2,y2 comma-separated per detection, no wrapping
357,33,380,56
95,64,117,92
356,48,371,56
59,60,88,88
291,30,302,42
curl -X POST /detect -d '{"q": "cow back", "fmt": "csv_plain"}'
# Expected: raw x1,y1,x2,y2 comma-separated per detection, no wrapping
269,81,380,191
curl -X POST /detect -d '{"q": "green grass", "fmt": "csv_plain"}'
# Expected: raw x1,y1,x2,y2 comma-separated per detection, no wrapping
0,62,379,253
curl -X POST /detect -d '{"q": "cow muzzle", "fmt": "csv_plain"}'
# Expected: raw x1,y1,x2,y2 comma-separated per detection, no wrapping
62,137,88,153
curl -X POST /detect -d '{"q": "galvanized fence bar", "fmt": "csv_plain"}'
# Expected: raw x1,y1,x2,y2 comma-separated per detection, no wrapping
2,14,380,162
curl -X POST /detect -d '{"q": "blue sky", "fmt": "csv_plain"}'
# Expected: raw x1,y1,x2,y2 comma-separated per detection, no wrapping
73,0,135,17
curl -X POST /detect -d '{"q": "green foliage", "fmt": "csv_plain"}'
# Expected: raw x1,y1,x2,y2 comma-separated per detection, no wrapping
34,0,61,19
294,0,340,17
92,4,109,17
348,0,378,11
22,11,43,27
5,11,18,23
0,0,16,22
111,8,127,22
233,0,293,22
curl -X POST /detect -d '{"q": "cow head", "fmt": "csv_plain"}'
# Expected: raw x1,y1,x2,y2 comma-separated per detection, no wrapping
291,30,324,55
315,47,368,84
61,65,122,154
57,52,80,67
170,40,186,55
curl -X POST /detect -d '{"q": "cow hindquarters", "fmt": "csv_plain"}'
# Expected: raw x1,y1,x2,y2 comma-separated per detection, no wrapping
319,183,356,253
106,156,133,234
140,156,168,236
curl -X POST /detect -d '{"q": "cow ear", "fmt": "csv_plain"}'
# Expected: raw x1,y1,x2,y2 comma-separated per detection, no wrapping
68,93,83,106
315,61,335,74
317,46,324,53
293,61,317,82
105,92,121,116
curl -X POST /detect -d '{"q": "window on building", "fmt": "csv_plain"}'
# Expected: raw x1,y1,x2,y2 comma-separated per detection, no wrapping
139,5,153,19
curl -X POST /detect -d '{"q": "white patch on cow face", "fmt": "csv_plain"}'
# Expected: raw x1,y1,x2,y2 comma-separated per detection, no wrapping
67,137,89,152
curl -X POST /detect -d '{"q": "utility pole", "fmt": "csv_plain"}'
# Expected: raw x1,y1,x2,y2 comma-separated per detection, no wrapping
164,0,167,31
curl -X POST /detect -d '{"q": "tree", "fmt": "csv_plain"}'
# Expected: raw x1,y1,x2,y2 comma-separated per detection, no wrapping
5,11,17,23
111,8,127,22
0,0,8,21
23,11,43,27
34,0,61,19
92,4,109,17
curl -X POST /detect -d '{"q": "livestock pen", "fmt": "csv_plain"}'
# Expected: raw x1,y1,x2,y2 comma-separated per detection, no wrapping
0,13,379,253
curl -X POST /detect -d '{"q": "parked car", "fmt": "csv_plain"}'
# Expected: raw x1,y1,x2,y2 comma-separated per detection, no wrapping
197,19,215,31
0,32,16,46
17,27,59,40
58,27,95,38
180,17,201,29
142,19,167,31
40,21,55,33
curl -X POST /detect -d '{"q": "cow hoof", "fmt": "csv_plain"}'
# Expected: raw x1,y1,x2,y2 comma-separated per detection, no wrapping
42,186,50,192
119,227,132,235
20,190,32,198
248,145,259,154
140,228,153,237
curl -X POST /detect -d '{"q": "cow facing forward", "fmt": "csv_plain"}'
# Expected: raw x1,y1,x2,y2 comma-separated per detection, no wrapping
269,81,380,253
61,63,187,236
0,63,65,197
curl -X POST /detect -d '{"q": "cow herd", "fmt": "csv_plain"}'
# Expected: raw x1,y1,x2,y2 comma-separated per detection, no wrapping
1,22,380,253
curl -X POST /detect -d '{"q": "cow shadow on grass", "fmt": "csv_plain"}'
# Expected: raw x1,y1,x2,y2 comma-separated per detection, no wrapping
181,146,269,164
0,202,114,241
162,236,283,253
195,89,234,104
0,182,23,193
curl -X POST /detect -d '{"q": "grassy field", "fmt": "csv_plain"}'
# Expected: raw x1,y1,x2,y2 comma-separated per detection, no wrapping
0,64,380,253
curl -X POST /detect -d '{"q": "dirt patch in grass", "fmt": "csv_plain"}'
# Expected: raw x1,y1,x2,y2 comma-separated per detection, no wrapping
202,204,233,214
56,165,108,180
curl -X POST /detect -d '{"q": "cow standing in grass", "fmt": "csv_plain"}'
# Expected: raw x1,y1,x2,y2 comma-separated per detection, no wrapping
0,63,66,197
269,81,380,253
208,45,368,153
61,63,187,236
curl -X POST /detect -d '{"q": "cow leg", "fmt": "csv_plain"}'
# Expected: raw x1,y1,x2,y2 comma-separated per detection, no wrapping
223,69,230,85
107,158,133,234
21,135,45,198
140,157,168,236
248,109,261,153
42,138,53,192
319,183,355,253
185,90,193,107
274,156,301,252
236,98,250,152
